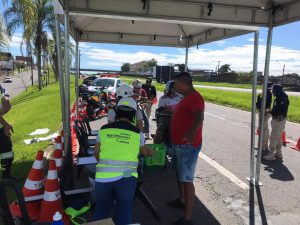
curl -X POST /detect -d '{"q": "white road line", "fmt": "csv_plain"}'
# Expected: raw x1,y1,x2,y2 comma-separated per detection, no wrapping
199,153,249,190
205,112,225,120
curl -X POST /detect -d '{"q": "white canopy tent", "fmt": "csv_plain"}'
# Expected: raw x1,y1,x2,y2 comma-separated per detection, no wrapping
53,0,300,188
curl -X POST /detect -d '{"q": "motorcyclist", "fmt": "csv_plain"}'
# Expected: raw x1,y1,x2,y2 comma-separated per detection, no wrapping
107,84,144,132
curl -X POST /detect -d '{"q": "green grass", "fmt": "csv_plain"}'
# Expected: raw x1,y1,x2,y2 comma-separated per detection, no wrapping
194,81,263,89
3,74,75,183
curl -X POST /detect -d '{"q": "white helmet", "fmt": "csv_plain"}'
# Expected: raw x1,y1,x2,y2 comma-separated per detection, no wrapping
116,84,134,98
132,79,142,89
117,97,137,111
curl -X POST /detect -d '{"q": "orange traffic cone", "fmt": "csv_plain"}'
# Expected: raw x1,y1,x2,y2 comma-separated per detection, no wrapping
53,150,63,172
291,138,300,151
10,150,44,220
55,136,63,151
38,160,69,224
281,131,290,147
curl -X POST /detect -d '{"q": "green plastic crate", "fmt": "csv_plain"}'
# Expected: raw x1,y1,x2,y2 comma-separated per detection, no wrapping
144,144,166,166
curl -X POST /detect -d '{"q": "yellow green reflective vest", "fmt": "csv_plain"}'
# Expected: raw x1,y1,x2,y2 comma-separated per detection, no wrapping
96,121,140,182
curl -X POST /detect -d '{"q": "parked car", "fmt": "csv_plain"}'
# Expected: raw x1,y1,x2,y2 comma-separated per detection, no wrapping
88,77,122,95
3,76,12,83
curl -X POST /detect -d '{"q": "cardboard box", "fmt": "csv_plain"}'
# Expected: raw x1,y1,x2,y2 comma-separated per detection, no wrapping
85,218,115,225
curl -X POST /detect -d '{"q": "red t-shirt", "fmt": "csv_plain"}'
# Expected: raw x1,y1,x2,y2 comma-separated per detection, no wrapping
171,91,205,147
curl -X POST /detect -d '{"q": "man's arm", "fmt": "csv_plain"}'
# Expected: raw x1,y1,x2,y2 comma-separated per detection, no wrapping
0,97,13,136
184,109,204,143
0,97,11,115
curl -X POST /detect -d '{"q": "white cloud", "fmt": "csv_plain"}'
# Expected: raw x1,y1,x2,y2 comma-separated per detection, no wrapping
247,38,265,42
80,44,300,75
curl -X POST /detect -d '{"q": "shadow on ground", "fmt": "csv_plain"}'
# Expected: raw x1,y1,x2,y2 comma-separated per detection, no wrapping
260,151,294,181
132,166,221,225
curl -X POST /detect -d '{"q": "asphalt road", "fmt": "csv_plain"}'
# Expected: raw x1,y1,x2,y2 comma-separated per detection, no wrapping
91,91,300,224
0,70,38,98
194,84,300,97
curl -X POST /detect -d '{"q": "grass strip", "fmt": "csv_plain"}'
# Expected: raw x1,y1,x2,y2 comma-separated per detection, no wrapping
4,74,75,182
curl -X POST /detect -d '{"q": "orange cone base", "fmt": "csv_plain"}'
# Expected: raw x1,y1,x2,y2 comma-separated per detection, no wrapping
9,202,41,221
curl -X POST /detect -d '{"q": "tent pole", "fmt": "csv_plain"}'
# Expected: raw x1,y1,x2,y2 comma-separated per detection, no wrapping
64,8,71,156
75,42,79,119
248,30,259,184
55,15,66,133
185,38,189,72
255,13,274,185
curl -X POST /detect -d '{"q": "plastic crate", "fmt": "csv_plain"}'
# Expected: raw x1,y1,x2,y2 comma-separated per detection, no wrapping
144,144,166,166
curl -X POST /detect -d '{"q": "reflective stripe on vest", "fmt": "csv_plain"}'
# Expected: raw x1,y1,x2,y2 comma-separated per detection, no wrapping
44,190,61,201
0,151,14,159
96,127,140,180
24,179,43,190
96,167,137,173
99,159,138,167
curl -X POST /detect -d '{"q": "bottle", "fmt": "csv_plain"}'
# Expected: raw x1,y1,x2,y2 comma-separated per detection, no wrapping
52,211,64,225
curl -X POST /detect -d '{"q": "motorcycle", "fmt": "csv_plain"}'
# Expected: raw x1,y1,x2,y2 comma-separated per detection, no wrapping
85,87,108,120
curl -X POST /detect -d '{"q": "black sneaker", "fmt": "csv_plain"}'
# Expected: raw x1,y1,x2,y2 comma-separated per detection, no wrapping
166,198,185,209
174,216,193,225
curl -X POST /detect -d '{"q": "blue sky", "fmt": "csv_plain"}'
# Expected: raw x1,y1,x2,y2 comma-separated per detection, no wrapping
1,1,300,76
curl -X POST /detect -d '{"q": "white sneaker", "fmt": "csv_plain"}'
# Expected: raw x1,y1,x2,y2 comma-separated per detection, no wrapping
263,154,276,161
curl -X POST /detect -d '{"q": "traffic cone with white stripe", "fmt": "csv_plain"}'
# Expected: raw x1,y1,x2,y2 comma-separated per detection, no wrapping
38,160,69,224
10,150,44,220
53,150,63,172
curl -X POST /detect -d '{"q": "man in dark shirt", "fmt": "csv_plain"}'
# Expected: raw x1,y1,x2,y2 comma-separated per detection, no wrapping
263,84,289,161
256,82,273,150
142,77,157,118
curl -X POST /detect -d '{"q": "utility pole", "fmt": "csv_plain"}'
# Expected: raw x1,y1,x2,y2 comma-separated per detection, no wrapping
213,61,221,74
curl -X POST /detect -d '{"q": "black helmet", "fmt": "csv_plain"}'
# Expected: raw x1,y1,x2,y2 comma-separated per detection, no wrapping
272,84,283,96
165,81,175,94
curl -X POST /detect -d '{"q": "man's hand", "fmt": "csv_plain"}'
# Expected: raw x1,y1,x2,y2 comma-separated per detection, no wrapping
140,146,155,156
4,124,13,137
183,129,197,144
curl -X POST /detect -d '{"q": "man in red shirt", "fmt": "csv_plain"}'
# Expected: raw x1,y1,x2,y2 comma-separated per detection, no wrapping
169,72,205,225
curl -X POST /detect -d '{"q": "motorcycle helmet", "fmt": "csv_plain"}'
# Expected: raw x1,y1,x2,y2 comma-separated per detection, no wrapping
165,81,175,94
116,84,134,98
117,97,137,111
132,79,143,89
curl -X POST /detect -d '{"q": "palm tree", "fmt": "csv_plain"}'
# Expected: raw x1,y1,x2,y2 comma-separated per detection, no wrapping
0,15,9,51
4,0,54,90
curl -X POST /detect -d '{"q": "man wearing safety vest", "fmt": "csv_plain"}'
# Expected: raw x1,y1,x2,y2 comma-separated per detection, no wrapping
0,86,14,179
94,97,154,225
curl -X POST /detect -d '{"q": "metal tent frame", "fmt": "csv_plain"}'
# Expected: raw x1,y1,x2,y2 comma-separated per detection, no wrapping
52,0,300,188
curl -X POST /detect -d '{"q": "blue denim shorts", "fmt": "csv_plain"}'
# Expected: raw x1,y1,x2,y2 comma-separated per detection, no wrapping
172,144,202,182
